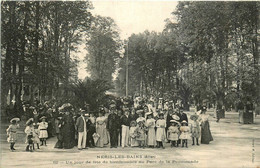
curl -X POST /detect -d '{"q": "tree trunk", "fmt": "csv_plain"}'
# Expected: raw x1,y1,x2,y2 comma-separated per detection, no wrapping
252,3,259,104
18,1,30,106
2,2,16,109
34,1,40,102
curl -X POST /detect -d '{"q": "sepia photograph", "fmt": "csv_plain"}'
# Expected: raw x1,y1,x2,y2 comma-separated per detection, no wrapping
0,0,259,168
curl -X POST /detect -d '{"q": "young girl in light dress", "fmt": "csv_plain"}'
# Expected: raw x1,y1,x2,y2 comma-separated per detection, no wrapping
25,118,34,152
167,120,180,147
190,114,200,146
135,121,146,148
6,118,20,151
156,113,166,149
33,124,41,149
129,120,138,147
38,116,48,146
179,120,190,148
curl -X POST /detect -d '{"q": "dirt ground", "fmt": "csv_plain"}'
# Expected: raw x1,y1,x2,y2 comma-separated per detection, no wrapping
1,109,260,168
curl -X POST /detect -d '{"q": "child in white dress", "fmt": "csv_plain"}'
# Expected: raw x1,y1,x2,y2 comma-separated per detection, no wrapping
179,120,190,148
129,121,138,147
135,121,146,148
33,124,41,149
190,114,200,146
156,113,166,149
167,120,180,147
38,116,48,146
25,118,34,152
6,118,20,151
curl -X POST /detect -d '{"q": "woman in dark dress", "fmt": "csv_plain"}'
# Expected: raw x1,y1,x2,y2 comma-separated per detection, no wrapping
61,111,76,149
54,103,76,149
199,107,213,144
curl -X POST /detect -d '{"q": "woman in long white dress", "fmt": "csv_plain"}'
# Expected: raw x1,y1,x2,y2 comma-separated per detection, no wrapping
96,112,108,147
146,112,156,147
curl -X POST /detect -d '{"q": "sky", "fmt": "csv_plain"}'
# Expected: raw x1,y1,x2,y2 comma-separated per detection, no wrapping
77,0,178,80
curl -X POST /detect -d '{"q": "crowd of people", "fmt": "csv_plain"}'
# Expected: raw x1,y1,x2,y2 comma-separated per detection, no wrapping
6,96,213,152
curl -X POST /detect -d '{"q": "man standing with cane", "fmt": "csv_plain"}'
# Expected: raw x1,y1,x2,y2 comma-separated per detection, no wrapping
76,109,88,150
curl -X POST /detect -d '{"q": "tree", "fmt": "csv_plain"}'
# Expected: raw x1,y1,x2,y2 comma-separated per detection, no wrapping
173,1,259,109
1,1,93,116
85,15,122,84
70,79,112,111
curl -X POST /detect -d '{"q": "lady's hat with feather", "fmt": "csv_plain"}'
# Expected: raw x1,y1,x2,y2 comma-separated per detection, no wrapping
10,118,20,124
190,114,199,121
26,118,34,126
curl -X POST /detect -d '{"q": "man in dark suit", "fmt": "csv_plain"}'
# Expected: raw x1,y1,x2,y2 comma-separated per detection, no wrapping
76,109,88,150
107,103,120,148
179,108,188,123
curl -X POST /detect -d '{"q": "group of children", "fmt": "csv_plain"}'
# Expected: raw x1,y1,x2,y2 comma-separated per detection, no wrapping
128,111,201,149
6,116,49,152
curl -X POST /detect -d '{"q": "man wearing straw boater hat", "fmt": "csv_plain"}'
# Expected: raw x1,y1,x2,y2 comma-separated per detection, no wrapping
76,109,88,150
107,102,120,148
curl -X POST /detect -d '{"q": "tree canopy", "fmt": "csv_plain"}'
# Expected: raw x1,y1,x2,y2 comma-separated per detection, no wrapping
85,15,122,83
116,1,259,110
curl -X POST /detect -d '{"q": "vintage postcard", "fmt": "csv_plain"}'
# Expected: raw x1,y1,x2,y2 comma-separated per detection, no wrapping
1,0,259,168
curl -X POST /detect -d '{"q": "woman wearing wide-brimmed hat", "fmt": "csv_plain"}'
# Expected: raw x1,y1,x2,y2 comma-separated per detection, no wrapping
60,104,76,149
96,111,109,148
136,110,145,124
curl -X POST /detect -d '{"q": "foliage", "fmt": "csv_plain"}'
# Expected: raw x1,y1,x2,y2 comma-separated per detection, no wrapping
1,1,93,114
116,1,259,109
85,15,122,83
70,79,113,111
